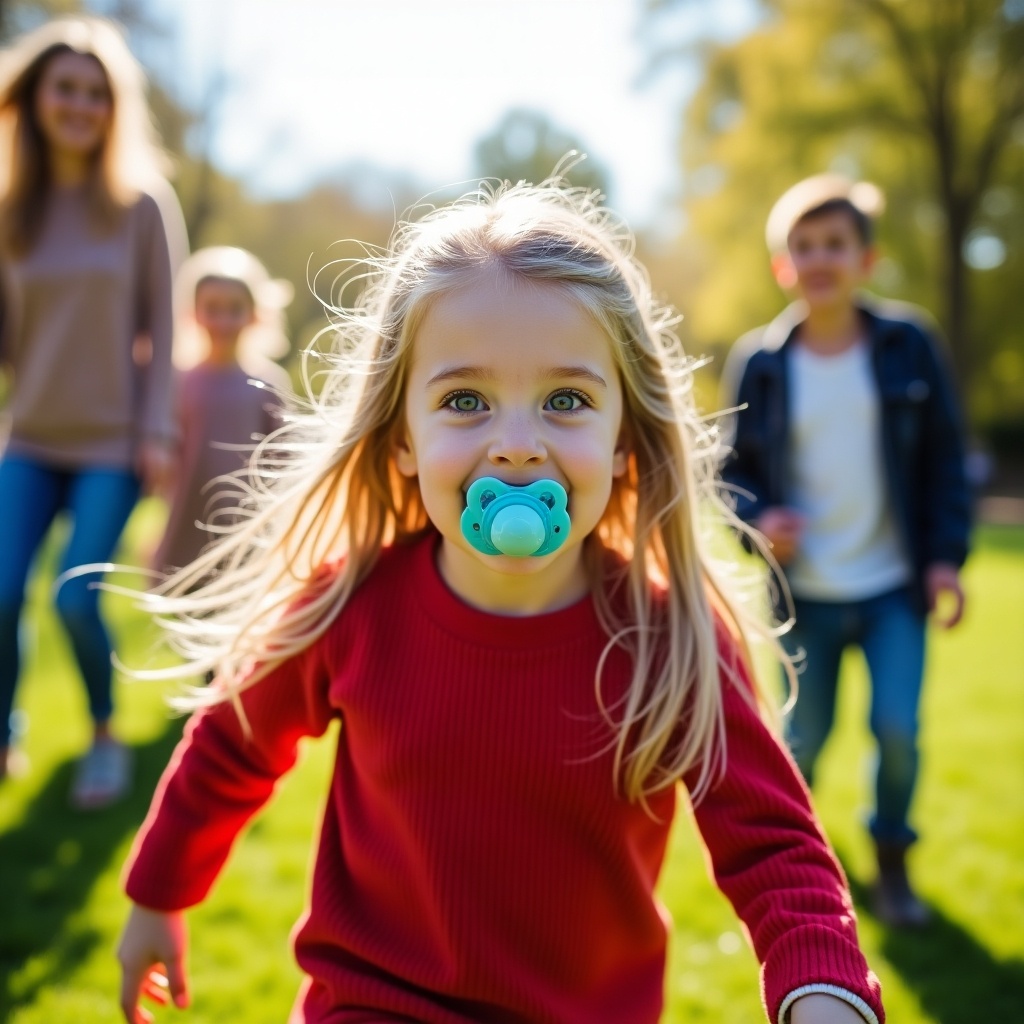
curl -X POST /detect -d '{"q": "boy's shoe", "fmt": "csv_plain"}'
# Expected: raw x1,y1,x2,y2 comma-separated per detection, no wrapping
70,739,133,810
871,840,931,928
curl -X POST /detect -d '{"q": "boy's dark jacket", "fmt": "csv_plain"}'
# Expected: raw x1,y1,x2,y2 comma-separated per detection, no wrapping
720,295,971,614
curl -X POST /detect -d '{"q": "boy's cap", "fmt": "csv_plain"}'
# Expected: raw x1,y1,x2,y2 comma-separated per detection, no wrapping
766,173,885,252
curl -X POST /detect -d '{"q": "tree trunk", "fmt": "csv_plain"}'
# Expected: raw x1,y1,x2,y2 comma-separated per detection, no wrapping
943,198,971,395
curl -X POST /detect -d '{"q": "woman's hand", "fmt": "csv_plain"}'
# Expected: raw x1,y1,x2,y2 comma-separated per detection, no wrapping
136,438,175,497
755,506,806,566
117,904,190,1023
789,993,869,1023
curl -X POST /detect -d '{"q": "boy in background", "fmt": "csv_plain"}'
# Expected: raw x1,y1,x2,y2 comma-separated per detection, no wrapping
721,174,971,927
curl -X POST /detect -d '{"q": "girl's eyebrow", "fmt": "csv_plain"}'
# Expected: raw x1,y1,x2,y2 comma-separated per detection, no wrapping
425,366,497,388
546,365,608,389
424,365,607,389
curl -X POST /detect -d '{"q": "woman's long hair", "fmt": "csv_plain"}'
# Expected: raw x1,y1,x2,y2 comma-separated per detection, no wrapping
0,15,169,254
136,180,785,805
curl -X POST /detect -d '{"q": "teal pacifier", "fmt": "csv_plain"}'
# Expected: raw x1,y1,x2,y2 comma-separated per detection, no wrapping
460,477,571,557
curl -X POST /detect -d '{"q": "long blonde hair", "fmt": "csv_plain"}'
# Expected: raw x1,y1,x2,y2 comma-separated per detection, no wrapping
0,15,168,254
141,181,777,804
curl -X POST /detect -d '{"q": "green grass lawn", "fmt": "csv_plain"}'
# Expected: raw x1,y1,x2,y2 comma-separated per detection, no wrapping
1,505,1022,1023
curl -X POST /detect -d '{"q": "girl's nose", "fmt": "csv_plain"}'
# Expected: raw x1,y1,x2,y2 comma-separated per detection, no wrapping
488,414,546,468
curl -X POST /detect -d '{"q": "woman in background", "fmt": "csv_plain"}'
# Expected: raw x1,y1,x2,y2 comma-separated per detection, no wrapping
0,16,186,807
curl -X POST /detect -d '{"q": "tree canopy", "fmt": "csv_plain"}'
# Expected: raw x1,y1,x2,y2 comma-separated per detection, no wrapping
646,0,1024,428
473,108,611,198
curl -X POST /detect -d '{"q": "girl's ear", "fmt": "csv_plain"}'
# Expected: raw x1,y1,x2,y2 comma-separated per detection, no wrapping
393,424,418,478
612,425,631,478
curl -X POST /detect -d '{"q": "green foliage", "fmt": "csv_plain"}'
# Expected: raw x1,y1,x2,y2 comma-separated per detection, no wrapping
1,517,1022,1022
649,0,1024,427
473,107,612,197
0,0,83,41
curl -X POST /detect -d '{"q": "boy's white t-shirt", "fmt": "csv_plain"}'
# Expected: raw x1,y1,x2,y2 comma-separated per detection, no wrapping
785,340,911,601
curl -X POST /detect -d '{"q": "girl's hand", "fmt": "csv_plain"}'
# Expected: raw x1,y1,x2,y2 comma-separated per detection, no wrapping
789,993,869,1023
117,904,190,1023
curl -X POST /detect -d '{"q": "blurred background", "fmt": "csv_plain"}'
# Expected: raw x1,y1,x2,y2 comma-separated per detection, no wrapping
3,0,1021,480
0,2,1021,1023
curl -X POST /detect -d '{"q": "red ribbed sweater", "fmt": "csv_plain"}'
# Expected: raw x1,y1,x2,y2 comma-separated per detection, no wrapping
124,533,883,1023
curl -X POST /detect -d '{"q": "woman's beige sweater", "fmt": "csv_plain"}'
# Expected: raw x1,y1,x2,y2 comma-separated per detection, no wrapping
0,184,179,468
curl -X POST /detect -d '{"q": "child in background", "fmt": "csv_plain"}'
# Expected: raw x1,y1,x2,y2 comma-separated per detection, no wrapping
118,183,884,1024
721,175,970,927
153,246,292,575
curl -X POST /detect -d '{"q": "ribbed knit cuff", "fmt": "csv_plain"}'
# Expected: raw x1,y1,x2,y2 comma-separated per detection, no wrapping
762,924,883,1024
778,984,879,1024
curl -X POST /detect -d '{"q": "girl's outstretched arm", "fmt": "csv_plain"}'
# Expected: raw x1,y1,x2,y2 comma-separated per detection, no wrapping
118,904,189,1023
686,629,884,1024
122,623,336,912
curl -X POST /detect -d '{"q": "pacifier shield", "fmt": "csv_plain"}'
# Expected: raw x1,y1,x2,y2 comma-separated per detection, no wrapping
460,477,571,557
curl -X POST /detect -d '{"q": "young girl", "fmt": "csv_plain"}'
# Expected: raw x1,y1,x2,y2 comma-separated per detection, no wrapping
153,246,292,575
117,183,884,1024
0,16,186,804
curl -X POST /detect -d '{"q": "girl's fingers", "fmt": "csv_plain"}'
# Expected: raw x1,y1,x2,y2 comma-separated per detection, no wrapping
141,971,170,1005
119,959,148,1022
122,962,170,1020
163,955,191,1009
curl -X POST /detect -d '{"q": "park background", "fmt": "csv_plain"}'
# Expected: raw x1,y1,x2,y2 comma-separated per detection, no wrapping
0,0,1022,1021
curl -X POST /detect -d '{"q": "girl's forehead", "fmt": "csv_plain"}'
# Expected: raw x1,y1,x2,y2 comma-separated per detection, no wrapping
408,267,619,377
419,265,598,330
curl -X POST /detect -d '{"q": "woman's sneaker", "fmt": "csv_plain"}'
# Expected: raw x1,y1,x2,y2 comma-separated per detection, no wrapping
70,739,132,810
0,745,29,781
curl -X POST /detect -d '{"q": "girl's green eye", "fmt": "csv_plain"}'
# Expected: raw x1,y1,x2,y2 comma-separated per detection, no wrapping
547,391,584,412
448,393,484,413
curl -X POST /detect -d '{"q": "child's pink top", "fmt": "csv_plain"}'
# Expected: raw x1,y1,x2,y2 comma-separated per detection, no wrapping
124,533,884,1024
154,362,282,572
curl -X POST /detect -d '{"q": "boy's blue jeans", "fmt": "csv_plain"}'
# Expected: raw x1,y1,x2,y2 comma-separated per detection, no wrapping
0,454,140,746
782,586,926,847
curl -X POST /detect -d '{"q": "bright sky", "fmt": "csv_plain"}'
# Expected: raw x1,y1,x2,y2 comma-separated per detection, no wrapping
142,0,756,228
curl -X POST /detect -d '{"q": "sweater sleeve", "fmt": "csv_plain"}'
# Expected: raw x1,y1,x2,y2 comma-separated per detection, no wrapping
123,635,336,912
134,190,179,444
916,327,971,568
686,635,884,1024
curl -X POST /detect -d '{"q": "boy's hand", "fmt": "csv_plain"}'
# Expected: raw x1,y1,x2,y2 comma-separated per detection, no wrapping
755,507,806,565
789,992,869,1023
118,904,190,1023
925,562,965,629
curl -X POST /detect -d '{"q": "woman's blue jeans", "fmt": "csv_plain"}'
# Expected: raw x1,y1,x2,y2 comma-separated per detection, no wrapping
0,455,140,746
782,586,926,846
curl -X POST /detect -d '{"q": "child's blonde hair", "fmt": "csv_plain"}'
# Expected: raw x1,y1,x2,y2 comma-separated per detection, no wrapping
173,245,293,376
143,180,772,805
0,15,169,254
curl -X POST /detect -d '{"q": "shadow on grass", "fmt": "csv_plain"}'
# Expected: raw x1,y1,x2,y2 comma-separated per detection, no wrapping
843,869,1024,1021
0,722,182,1015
